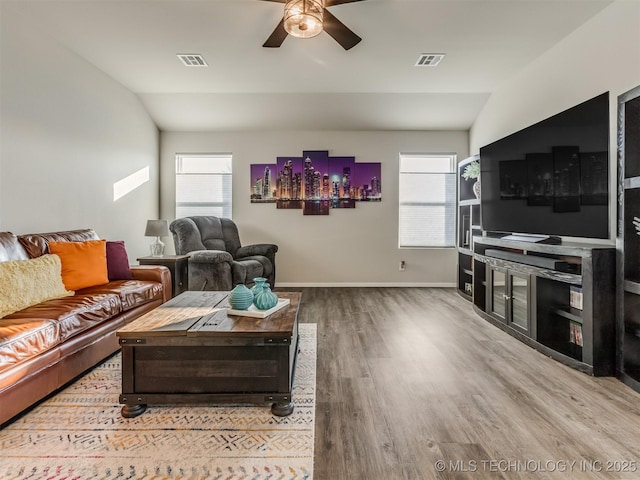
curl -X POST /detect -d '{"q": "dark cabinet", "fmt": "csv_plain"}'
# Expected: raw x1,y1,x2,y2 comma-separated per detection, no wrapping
617,84,640,392
137,255,189,298
488,266,530,336
489,267,507,321
535,277,585,364
474,238,615,376
457,155,481,301
508,273,530,335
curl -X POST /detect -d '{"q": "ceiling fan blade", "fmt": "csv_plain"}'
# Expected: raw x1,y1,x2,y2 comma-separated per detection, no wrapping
263,18,288,48
325,0,366,6
259,0,286,3
322,9,361,50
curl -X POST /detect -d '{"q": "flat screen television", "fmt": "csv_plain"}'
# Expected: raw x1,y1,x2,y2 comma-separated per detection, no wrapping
479,92,610,240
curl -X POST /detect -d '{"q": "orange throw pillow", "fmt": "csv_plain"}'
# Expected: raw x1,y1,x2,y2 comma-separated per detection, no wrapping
48,239,109,291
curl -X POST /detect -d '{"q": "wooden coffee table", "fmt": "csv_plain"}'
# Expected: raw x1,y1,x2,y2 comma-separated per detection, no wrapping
116,291,300,418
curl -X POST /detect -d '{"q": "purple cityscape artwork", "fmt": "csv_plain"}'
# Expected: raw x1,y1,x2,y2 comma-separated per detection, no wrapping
353,162,382,201
275,157,303,210
250,163,277,203
250,149,381,216
301,150,330,215
329,156,356,209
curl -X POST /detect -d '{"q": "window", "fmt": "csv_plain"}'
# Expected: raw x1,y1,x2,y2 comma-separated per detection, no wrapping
176,154,232,219
399,153,457,247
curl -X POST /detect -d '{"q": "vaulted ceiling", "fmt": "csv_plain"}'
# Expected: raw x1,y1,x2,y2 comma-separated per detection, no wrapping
2,0,614,131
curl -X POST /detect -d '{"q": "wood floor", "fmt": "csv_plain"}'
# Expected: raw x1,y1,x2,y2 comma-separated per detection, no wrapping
288,287,640,480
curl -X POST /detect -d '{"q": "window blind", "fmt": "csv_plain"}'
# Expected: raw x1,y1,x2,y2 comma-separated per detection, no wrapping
399,154,457,248
176,154,232,219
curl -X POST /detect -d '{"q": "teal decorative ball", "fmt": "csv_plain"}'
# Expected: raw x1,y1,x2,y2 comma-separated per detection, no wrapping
254,282,278,310
251,277,268,297
229,284,254,310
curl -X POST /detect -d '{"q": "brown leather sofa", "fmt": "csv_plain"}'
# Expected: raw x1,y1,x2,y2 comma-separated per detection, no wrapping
0,229,171,426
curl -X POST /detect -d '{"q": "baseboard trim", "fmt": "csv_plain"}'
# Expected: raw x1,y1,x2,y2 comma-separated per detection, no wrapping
275,282,456,288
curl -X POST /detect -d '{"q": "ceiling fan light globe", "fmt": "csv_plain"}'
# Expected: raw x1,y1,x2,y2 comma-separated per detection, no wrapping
284,0,324,39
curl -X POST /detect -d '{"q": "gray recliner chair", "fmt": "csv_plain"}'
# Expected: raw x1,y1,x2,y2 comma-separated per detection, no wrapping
170,216,278,291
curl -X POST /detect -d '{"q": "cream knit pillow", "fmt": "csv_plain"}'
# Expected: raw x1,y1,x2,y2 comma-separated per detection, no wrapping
0,254,74,318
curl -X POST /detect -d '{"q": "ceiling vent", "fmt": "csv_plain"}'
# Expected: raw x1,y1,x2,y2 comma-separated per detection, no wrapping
177,54,208,67
415,53,445,67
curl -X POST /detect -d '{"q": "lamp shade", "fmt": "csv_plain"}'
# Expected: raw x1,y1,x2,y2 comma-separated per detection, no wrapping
145,220,169,237
284,0,323,39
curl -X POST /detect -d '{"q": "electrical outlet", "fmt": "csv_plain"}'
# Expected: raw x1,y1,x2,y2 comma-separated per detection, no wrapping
399,260,406,271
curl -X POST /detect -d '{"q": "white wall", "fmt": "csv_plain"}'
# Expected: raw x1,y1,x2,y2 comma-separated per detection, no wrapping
470,0,640,242
0,8,160,258
161,130,469,286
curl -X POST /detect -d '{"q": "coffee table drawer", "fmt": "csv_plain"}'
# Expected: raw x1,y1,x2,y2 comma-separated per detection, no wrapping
133,344,283,393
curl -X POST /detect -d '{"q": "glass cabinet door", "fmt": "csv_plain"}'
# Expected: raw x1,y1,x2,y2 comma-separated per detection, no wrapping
489,267,530,334
490,268,507,321
509,273,529,334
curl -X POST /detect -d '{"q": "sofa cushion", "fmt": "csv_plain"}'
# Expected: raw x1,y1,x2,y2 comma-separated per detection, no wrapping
0,254,74,318
49,239,109,291
106,241,133,280
79,280,163,312
0,232,29,262
18,229,99,259
0,318,59,372
5,293,122,342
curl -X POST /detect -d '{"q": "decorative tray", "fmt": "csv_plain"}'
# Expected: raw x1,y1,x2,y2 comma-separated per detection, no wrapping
227,298,290,318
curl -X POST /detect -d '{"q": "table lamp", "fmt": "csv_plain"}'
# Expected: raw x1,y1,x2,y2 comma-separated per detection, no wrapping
145,220,169,257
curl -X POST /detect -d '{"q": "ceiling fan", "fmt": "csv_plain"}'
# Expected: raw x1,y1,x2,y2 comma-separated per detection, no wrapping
261,0,365,51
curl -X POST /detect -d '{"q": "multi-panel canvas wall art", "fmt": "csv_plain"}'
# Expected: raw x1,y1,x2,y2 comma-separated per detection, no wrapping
250,163,277,203
250,150,381,215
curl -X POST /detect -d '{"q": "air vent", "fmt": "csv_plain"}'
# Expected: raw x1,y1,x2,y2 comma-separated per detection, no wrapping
415,53,445,67
177,54,208,67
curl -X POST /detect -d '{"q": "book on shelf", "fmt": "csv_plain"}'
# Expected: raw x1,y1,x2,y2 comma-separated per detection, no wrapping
570,321,576,344
569,321,583,347
576,323,583,347
570,285,583,310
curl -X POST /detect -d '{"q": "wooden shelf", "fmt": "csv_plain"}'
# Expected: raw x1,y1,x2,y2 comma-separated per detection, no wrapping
618,85,640,393
539,339,583,362
456,155,481,301
553,308,583,324
458,290,472,301
624,280,640,295
476,253,582,286
623,176,640,189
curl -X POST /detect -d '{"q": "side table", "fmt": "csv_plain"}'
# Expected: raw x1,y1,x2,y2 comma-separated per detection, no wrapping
137,255,189,298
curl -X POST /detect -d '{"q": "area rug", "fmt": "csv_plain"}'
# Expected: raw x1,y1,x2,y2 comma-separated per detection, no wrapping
0,323,317,480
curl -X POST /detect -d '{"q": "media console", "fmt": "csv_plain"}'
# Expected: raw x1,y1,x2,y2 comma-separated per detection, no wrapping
473,236,615,376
